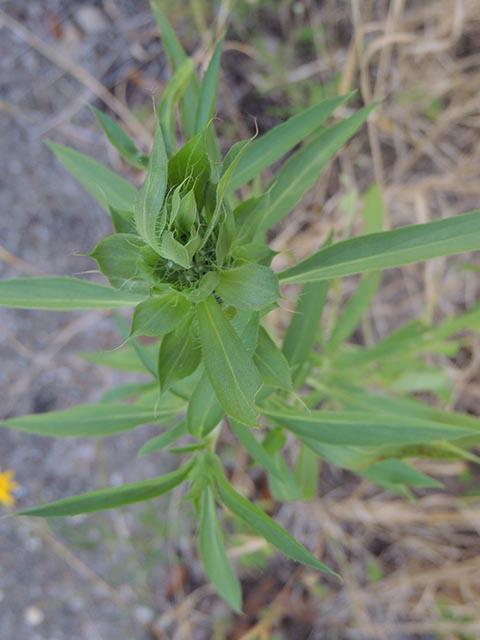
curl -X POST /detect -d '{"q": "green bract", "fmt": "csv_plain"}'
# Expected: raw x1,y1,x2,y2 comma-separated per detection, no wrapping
1,2,480,613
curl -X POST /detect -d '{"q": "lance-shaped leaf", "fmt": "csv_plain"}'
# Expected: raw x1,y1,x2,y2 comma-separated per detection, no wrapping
187,372,224,439
196,296,262,426
134,124,168,251
259,104,376,231
230,420,285,481
214,461,336,575
131,292,191,337
262,407,476,446
18,462,193,517
168,129,211,208
157,58,195,155
202,138,252,247
359,459,442,489
0,402,183,438
282,280,329,382
0,277,144,310
253,326,293,390
137,420,187,456
90,233,153,295
326,272,381,354
199,485,242,612
47,141,136,211
216,264,280,311
91,107,148,169
195,36,224,134
150,0,200,138
228,92,354,192
279,210,480,284
78,343,158,373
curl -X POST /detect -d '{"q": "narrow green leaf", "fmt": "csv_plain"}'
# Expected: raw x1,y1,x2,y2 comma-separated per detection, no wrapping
168,130,211,207
134,124,168,251
199,486,242,612
196,296,262,426
329,383,480,433
217,264,280,311
0,277,144,310
47,141,136,211
137,420,188,456
187,372,224,438
158,58,195,155
158,321,201,392
260,104,376,230
263,407,476,446
214,461,336,575
150,1,200,137
202,138,252,246
282,280,329,379
78,343,158,373
1,403,182,438
100,382,157,403
91,107,148,169
280,210,480,284
195,37,224,133
361,183,384,233
130,292,191,337
19,463,193,517
326,272,381,353
359,459,442,489
253,326,293,390
228,93,354,192
294,444,318,499
230,420,285,481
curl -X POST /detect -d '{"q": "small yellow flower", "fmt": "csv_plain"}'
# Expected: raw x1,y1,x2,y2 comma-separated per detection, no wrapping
0,467,18,507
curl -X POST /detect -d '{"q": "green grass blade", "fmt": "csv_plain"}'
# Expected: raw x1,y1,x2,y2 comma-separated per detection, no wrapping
228,93,354,192
47,141,136,211
18,463,193,517
0,277,144,310
280,210,480,284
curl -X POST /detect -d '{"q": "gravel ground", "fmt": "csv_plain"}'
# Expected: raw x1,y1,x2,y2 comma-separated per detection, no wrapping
0,3,185,638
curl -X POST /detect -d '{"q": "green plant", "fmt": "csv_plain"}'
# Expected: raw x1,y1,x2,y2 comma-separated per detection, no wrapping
1,3,480,612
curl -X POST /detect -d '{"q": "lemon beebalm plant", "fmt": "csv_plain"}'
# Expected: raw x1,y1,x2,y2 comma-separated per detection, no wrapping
1,3,480,612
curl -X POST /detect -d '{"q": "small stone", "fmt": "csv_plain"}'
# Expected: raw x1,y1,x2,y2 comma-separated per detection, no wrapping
75,6,109,34
24,606,44,627
133,605,154,625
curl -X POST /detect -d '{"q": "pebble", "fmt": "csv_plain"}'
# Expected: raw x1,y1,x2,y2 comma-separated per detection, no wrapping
24,606,45,627
75,6,109,34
